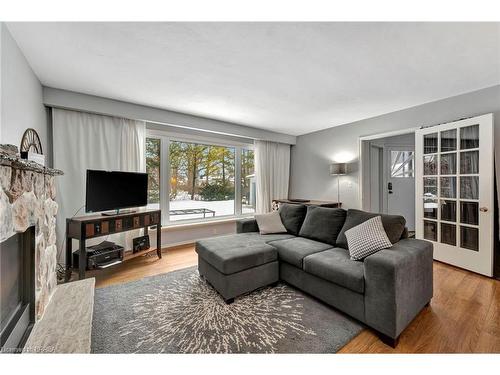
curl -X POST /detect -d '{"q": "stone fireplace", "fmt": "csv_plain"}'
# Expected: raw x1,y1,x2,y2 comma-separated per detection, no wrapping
0,150,63,346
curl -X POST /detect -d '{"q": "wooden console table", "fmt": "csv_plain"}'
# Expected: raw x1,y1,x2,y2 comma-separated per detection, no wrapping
272,199,341,211
65,209,161,281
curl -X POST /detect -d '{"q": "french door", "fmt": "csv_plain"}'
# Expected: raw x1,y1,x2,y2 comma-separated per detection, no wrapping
415,114,494,276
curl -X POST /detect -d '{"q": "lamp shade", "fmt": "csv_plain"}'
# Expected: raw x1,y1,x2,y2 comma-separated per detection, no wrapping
330,163,347,175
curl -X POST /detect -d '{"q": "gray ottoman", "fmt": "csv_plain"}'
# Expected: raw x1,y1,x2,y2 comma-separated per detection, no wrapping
196,234,282,303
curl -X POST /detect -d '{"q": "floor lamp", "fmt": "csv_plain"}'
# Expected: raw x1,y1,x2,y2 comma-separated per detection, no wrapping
330,163,347,204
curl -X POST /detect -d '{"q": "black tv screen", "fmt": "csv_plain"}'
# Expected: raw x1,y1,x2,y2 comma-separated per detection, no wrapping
85,170,148,213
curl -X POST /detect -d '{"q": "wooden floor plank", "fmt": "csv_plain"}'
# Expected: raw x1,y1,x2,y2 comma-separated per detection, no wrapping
84,244,500,353
88,244,198,289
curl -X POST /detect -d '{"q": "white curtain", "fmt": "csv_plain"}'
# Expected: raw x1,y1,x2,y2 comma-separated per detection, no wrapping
255,140,291,213
52,108,146,262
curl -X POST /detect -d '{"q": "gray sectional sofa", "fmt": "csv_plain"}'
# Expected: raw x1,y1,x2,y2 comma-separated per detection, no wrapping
196,204,433,347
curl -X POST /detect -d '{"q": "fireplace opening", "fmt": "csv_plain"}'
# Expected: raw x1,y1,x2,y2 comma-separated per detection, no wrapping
0,226,35,353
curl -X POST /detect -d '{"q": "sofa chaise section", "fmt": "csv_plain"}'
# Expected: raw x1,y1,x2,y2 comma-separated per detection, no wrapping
196,232,294,303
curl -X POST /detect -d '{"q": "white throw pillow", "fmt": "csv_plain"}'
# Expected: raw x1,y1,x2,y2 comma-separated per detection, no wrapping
254,211,287,234
345,216,392,260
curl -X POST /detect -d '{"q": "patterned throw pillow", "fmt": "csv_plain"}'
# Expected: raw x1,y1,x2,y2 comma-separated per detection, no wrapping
345,216,393,260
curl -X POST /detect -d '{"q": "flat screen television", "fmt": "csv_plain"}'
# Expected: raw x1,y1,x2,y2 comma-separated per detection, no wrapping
85,169,148,213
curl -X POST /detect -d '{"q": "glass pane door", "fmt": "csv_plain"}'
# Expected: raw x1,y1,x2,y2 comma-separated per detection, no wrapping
422,132,444,242
421,126,479,249
416,114,493,276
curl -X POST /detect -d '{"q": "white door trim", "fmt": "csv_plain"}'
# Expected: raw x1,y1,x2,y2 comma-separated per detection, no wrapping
359,127,418,211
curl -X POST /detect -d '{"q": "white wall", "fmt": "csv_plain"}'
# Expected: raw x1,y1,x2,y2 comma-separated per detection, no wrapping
0,24,48,160
43,87,296,145
369,132,415,147
290,85,500,209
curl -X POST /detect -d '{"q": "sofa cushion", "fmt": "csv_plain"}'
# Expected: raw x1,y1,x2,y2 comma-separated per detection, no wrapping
336,209,406,249
255,211,287,234
270,237,333,268
258,233,296,244
278,204,308,235
196,233,294,274
298,206,347,245
303,248,365,293
236,218,259,233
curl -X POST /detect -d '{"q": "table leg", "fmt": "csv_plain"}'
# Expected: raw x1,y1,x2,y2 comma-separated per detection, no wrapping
79,239,86,280
65,221,72,282
156,224,162,259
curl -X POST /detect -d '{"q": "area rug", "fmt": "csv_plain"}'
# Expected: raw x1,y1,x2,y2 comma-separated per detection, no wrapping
91,266,364,353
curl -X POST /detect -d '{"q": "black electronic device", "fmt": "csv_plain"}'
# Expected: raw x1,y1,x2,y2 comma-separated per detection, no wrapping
133,235,150,254
72,241,124,270
85,169,148,214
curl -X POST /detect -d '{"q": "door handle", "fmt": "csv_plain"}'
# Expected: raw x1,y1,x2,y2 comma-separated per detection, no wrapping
479,207,488,212
388,182,393,194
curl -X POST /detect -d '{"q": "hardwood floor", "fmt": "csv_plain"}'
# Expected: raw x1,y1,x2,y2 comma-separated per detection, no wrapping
88,244,198,289
340,260,500,353
90,245,500,353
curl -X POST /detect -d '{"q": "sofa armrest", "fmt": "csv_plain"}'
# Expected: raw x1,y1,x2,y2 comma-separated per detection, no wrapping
363,238,433,339
236,218,259,233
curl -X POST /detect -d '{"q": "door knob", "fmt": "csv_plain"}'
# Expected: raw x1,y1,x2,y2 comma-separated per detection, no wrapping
480,207,488,212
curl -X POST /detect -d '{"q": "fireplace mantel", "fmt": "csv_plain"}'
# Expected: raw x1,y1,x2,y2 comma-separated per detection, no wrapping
0,152,63,176
1,149,63,319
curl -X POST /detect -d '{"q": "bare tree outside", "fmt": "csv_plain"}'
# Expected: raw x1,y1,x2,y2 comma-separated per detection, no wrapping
146,138,254,220
241,149,255,213
146,138,160,205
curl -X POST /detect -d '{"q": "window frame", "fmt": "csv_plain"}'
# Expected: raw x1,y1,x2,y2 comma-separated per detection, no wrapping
146,128,255,226
390,150,415,178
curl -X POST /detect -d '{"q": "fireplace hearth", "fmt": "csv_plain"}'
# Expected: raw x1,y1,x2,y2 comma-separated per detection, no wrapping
1,147,63,352
0,226,35,352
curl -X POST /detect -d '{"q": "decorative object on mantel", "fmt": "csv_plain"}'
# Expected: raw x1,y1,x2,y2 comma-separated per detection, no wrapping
0,145,63,320
20,128,43,154
20,128,45,166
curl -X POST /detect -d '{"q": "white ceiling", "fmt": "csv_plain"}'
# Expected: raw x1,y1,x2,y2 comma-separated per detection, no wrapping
7,22,500,136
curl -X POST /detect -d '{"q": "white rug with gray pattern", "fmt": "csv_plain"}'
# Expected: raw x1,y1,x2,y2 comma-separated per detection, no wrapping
91,267,364,353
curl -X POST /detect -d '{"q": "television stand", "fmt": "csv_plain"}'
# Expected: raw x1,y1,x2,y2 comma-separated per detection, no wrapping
65,208,161,281
101,208,136,216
